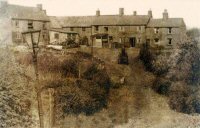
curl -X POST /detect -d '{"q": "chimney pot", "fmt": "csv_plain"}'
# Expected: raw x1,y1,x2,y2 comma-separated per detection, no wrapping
37,4,43,10
96,9,100,16
0,1,8,8
119,8,124,16
133,11,137,16
163,9,169,20
148,9,153,18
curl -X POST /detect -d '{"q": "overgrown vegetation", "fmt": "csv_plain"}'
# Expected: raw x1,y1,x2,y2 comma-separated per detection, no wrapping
20,51,111,125
140,40,200,114
0,49,36,128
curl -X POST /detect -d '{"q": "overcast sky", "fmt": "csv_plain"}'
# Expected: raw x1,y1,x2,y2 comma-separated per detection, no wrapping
6,0,200,28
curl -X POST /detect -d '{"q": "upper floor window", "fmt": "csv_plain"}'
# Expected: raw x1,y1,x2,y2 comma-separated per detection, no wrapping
15,20,19,28
28,21,33,29
154,38,159,43
104,27,108,32
43,23,46,30
138,38,141,43
70,27,74,31
54,33,59,39
154,28,159,34
16,32,21,39
82,27,86,31
119,26,125,31
168,38,172,45
95,26,99,31
168,28,172,34
138,26,142,32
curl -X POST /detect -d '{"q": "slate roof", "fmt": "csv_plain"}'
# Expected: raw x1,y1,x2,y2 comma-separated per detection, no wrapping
57,16,96,27
50,15,151,28
0,4,49,21
147,18,186,28
92,15,150,26
49,28,78,34
49,16,63,28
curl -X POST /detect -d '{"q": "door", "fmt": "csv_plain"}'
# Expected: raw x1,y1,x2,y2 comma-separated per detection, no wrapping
129,37,136,47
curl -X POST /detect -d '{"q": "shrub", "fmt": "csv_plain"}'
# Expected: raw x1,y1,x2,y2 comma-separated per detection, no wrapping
44,78,108,122
152,77,171,96
139,44,155,72
0,49,36,128
61,59,79,78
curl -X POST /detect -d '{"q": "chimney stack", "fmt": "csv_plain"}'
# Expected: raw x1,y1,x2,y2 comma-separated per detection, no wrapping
36,4,43,11
163,9,169,20
119,8,124,16
133,11,137,16
148,9,153,18
0,0,8,8
96,9,100,16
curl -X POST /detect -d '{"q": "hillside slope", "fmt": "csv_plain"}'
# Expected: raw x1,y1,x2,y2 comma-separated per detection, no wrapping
60,48,200,128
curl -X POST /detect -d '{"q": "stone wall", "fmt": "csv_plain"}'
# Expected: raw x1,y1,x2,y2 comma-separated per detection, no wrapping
11,19,50,44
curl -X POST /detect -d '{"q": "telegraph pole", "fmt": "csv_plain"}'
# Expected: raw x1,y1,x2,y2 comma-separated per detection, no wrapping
22,30,44,128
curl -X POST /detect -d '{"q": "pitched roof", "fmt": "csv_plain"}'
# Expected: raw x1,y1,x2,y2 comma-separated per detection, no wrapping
0,4,49,21
49,28,78,34
147,18,186,28
93,15,150,26
49,16,63,28
51,15,150,27
57,16,96,27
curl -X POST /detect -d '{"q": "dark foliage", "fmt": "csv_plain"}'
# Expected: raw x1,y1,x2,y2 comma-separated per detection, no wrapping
139,44,155,72
152,78,171,96
61,59,79,78
118,48,129,65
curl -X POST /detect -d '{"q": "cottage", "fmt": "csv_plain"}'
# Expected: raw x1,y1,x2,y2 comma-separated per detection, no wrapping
0,1,50,46
49,29,79,45
50,8,186,49
0,1,187,49
146,9,187,48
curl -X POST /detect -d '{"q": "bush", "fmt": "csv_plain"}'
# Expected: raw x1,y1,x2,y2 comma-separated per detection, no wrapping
83,64,111,93
0,49,36,128
152,77,171,96
44,78,108,122
61,59,79,78
168,82,193,114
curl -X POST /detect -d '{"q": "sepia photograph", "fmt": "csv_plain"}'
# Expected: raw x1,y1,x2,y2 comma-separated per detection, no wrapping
0,0,200,127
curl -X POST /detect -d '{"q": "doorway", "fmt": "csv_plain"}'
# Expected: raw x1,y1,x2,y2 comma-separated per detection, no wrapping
129,37,136,47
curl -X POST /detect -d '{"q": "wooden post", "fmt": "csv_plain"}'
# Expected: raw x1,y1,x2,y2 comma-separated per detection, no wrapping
30,32,44,128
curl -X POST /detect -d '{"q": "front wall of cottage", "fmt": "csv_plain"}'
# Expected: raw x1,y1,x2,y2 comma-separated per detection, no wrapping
11,19,50,45
63,27,92,45
146,27,186,48
91,25,146,47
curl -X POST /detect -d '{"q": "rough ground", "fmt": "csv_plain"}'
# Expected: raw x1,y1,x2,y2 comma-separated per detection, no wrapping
59,48,200,128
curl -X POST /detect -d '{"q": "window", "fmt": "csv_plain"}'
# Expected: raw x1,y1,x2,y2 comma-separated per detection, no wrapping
28,21,33,29
119,26,125,31
168,28,172,34
54,33,59,39
168,38,172,45
82,27,86,31
95,26,99,31
154,38,159,43
138,38,141,43
43,23,46,30
154,28,159,34
119,38,122,43
138,26,142,32
104,27,108,32
16,32,21,39
70,27,74,31
15,20,19,28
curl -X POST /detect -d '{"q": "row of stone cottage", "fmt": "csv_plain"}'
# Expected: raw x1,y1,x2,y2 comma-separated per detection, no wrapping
0,1,187,48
